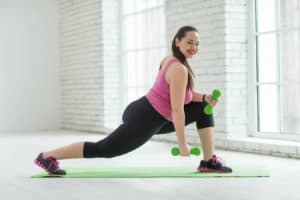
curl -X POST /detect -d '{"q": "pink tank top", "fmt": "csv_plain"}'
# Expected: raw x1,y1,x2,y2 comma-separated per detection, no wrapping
146,58,193,121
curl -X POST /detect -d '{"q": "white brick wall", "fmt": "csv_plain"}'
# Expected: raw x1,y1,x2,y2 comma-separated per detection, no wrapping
224,0,247,138
60,0,120,132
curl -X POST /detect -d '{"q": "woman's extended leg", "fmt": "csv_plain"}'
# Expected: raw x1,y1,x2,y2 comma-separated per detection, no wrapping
41,97,166,160
34,97,167,175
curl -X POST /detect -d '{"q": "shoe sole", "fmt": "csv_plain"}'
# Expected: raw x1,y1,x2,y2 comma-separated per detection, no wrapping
197,167,232,173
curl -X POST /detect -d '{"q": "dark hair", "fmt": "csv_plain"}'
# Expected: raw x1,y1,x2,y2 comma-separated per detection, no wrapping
169,26,197,89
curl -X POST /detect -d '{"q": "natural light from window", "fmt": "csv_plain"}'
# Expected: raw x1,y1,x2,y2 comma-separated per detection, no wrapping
121,0,166,107
255,0,300,135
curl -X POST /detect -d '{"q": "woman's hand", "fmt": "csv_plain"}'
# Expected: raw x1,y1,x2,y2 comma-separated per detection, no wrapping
179,143,190,157
204,94,218,106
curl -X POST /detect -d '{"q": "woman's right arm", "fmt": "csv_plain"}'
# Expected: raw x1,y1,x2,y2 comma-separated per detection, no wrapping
169,64,190,156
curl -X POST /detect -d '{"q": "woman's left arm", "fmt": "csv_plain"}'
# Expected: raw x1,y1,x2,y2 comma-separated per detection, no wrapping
192,90,205,102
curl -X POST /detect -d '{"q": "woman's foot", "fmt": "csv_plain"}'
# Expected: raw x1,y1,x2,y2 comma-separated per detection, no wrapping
34,153,66,176
197,155,232,173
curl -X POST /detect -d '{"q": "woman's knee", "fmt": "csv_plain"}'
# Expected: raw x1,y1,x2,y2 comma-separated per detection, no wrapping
83,141,121,158
196,114,214,129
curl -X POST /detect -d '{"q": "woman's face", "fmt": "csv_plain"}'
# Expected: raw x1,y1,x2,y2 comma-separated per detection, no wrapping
176,31,200,58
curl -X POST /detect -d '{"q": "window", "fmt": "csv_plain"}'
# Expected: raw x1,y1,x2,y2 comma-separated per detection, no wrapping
254,0,300,136
121,0,166,107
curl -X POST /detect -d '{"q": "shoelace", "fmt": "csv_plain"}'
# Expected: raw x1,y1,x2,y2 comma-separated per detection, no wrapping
211,155,225,166
47,157,60,169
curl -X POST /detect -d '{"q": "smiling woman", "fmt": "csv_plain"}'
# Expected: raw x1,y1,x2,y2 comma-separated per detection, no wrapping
34,26,232,176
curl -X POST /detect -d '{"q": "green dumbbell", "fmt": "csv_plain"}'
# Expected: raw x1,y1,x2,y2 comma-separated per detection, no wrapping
204,89,221,115
171,147,201,156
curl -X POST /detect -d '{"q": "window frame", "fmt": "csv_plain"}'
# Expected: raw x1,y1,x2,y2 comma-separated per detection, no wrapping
249,0,300,141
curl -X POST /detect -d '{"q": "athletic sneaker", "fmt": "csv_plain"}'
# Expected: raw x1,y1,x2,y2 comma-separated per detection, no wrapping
197,155,232,173
34,153,66,176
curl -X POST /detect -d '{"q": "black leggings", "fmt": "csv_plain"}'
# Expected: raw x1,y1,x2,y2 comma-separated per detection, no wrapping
83,96,214,158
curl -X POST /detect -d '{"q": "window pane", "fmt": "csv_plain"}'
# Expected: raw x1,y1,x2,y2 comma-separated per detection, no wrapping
257,34,277,82
158,0,165,5
137,13,147,49
258,85,279,132
126,52,137,87
256,0,276,32
282,84,300,133
148,49,160,85
281,30,300,82
159,8,166,46
127,88,137,103
136,50,147,87
146,48,167,87
122,0,135,14
255,0,300,136
148,9,160,47
124,16,136,50
136,0,148,12
138,87,148,98
123,0,166,106
280,0,300,29
148,0,160,8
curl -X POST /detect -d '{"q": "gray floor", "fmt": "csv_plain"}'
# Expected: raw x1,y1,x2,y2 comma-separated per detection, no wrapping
1,130,300,200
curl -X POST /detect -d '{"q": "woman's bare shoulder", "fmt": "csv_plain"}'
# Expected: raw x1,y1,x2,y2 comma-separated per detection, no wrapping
160,55,182,68
160,56,172,66
165,58,187,84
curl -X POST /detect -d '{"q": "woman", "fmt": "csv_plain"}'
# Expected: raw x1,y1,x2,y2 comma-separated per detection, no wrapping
34,26,232,176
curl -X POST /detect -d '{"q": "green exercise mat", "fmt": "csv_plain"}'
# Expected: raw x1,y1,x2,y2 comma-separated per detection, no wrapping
31,166,269,178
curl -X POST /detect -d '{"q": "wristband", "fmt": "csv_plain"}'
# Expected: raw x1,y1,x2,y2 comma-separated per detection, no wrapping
202,94,206,102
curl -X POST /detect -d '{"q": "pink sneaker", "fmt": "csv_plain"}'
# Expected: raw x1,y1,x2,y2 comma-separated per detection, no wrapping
34,153,66,176
197,155,232,173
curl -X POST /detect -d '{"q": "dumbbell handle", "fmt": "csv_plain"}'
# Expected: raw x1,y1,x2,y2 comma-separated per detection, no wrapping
204,89,221,115
171,147,201,156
